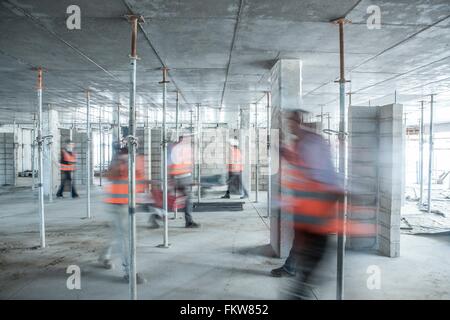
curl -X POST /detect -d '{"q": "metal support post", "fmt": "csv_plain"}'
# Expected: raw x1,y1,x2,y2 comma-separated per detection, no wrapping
99,106,103,187
333,18,349,300
160,66,170,248
36,67,46,248
174,91,179,219
427,95,434,213
419,101,424,205
197,103,201,203
86,90,91,219
31,114,36,191
266,92,271,218
126,14,143,300
254,103,259,203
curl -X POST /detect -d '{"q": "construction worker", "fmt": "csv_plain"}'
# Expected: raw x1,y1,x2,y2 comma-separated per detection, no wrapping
168,134,200,228
56,139,79,198
221,138,249,199
99,144,147,284
275,110,343,299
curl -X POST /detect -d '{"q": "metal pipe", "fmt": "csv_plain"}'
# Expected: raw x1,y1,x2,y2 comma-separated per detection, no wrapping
419,101,424,205
117,104,121,146
335,18,348,301
86,90,91,219
160,67,170,248
255,103,259,203
266,92,271,218
427,95,434,213
99,106,103,187
31,115,36,191
127,15,140,300
37,67,45,248
46,106,53,203
197,103,201,203
174,91,179,219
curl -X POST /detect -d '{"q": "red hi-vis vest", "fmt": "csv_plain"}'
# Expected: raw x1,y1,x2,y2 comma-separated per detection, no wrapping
104,155,146,205
228,147,243,173
168,142,192,177
60,150,76,171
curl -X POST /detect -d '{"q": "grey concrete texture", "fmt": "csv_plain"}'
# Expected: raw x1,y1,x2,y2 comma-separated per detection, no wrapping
1,0,450,124
0,187,449,299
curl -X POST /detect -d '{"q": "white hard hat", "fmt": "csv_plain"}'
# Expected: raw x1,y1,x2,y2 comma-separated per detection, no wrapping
229,138,239,146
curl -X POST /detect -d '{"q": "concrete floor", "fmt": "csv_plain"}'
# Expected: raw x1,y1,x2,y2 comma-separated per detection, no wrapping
0,184,449,300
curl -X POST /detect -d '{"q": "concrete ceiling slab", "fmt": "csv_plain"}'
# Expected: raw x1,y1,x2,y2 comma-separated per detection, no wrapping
1,0,450,123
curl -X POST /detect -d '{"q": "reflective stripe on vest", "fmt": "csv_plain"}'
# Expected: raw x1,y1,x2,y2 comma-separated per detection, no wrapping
280,159,339,234
61,150,76,171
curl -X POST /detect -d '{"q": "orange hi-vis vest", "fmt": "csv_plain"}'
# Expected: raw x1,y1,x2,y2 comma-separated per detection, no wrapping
228,147,243,173
168,142,192,177
280,139,376,236
104,155,146,205
60,149,76,171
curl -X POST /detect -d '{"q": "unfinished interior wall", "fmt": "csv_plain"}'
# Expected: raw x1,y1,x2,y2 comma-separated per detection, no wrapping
0,132,16,186
43,108,60,197
17,127,33,173
136,126,152,181
201,128,227,179
348,104,404,257
250,128,269,191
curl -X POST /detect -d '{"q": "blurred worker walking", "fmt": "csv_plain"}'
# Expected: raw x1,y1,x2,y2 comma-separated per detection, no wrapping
99,144,146,284
167,134,200,228
276,110,343,299
56,139,79,198
221,138,249,199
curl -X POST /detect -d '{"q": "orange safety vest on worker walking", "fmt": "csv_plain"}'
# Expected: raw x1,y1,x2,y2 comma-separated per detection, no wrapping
168,141,192,177
104,154,146,205
60,149,76,171
280,134,375,236
228,146,243,173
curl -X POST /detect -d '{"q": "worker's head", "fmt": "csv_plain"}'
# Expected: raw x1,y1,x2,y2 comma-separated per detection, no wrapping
282,109,309,137
229,138,239,148
65,139,74,152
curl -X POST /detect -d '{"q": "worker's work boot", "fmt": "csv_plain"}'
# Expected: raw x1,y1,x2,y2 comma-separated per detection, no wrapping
98,258,114,270
221,193,230,199
148,214,161,229
124,273,146,284
270,266,295,277
185,221,201,228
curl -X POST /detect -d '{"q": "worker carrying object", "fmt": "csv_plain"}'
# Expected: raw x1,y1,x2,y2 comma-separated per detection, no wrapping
157,134,200,228
56,139,79,198
221,138,249,199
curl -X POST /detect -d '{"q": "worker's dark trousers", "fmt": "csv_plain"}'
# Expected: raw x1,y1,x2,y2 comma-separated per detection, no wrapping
285,229,329,300
56,171,79,198
224,172,249,197
174,176,194,225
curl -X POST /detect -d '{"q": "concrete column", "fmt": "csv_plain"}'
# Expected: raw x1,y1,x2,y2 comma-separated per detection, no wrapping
42,107,59,199
269,59,303,258
239,107,251,198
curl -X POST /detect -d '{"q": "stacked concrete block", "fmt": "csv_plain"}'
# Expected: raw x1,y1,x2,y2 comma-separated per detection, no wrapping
347,104,404,257
0,132,16,186
151,128,162,183
136,127,152,180
348,106,379,250
201,128,227,177
250,128,269,191
377,104,403,258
